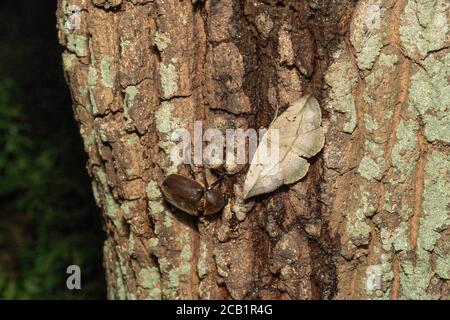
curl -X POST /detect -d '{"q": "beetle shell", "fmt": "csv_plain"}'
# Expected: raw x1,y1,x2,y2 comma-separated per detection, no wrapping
161,174,204,216
204,189,228,216
160,174,227,217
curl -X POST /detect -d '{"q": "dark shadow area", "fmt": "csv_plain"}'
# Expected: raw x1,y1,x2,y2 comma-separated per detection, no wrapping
0,0,105,299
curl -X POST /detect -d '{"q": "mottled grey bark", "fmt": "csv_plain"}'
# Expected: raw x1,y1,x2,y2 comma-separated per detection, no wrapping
58,0,449,300
321,0,450,299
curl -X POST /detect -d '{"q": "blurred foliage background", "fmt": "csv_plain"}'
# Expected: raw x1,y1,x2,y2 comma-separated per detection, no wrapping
0,0,105,298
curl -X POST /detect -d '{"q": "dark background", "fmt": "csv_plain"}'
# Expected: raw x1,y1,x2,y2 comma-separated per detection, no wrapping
0,0,105,299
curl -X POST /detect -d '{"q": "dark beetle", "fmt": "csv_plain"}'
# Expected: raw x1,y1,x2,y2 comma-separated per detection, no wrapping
160,174,227,217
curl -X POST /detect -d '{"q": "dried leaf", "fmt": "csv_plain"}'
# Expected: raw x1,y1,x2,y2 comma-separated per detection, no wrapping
243,95,325,199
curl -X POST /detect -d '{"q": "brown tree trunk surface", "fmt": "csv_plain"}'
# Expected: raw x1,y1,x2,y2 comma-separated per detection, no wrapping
57,0,450,299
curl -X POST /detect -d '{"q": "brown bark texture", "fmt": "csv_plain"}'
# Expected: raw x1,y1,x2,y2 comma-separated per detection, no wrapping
57,0,450,300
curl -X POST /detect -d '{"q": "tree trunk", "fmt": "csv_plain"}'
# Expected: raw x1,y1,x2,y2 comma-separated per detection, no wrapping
57,0,450,300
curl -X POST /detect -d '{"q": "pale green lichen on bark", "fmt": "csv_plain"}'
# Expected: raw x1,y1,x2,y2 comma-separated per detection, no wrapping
155,102,182,134
98,123,110,142
115,267,127,299
66,34,88,58
155,101,186,174
325,49,358,133
154,31,171,51
79,124,96,148
146,180,162,201
87,64,99,114
347,187,373,244
379,53,398,68
148,237,159,249
382,189,393,213
380,221,410,252
121,200,137,220
163,214,173,228
104,241,126,300
364,140,383,157
363,60,395,114
400,150,450,299
116,248,136,300
120,39,130,51
160,63,178,99
149,201,165,218
358,140,386,181
379,252,395,298
78,85,88,98
148,199,167,235
399,0,449,60
94,168,124,230
358,155,382,180
58,0,82,49
125,86,138,106
161,232,194,299
103,187,119,220
100,55,114,88
434,240,450,280
364,114,378,132
62,52,76,71
181,242,192,262
145,178,196,298
138,267,162,300
350,1,384,70
420,151,450,251
354,34,383,70
91,182,102,208
197,240,208,279
409,52,450,143
103,239,127,300
390,120,419,183
331,0,450,300
158,257,170,273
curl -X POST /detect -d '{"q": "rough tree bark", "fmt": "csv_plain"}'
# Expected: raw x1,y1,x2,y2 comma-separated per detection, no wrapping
57,0,449,299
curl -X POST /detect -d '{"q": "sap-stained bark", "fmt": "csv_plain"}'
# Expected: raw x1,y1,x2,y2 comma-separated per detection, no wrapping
58,0,449,300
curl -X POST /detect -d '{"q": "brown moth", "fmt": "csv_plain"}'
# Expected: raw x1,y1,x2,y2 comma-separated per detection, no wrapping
243,95,325,199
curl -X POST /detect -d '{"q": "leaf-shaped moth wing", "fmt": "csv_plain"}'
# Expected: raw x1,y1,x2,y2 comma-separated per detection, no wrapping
243,95,325,199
